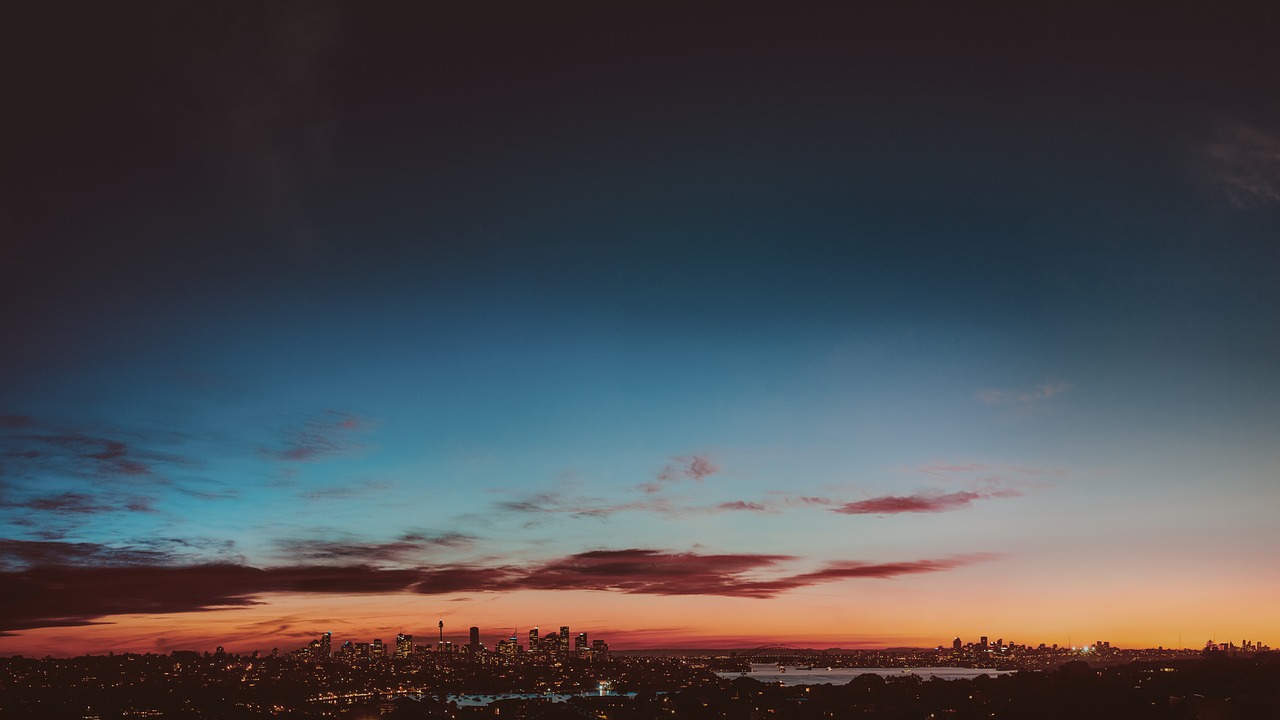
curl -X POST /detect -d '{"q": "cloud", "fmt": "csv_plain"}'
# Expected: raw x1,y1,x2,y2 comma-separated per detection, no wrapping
714,500,769,512
299,479,391,501
977,381,1071,405
0,542,997,632
0,539,182,571
782,554,1001,584
266,410,369,462
647,454,720,492
495,490,681,521
273,531,474,565
831,489,1020,515
512,549,795,597
1205,124,1280,208
2,428,185,480
8,491,157,515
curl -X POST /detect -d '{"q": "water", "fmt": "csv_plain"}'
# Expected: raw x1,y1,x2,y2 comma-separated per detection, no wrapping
716,664,1015,686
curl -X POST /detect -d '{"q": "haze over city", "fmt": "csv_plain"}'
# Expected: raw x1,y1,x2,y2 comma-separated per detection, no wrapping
3,2,1279,661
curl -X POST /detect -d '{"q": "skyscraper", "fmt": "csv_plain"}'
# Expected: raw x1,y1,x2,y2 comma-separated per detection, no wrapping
576,632,587,653
320,631,331,657
529,627,539,654
396,633,414,658
469,626,480,653
559,626,570,655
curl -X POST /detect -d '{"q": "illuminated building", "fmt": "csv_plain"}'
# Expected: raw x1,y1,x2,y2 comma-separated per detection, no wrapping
396,633,413,658
320,631,331,658
529,627,539,655
953,637,962,652
372,638,385,658
576,632,587,653
559,626,570,655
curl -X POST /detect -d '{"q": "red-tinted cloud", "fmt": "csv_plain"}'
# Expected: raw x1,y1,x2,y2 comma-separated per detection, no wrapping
512,549,795,597
0,542,997,632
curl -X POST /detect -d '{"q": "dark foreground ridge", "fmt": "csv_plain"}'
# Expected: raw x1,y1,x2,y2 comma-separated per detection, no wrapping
2,650,1278,719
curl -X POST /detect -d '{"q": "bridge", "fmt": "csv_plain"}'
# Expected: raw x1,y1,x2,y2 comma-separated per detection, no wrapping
737,644,832,662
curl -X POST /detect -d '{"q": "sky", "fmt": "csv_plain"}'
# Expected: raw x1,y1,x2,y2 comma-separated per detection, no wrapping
2,2,1279,656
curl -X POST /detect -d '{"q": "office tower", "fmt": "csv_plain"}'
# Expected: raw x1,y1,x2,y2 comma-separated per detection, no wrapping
576,632,587,653
980,636,988,649
340,641,353,658
591,639,609,658
320,631,331,657
396,633,413,658
470,626,480,653
529,627,539,654
372,638,385,658
559,626,570,654
953,637,962,652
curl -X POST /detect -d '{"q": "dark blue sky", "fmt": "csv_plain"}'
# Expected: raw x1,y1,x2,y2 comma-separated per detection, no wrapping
2,2,1279,653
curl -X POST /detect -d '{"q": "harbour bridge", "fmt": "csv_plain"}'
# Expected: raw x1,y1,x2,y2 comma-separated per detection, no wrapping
737,644,833,663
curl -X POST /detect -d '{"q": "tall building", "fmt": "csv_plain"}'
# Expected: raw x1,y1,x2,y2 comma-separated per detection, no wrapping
529,627,539,654
372,638,385,658
559,626,570,655
320,632,331,658
980,636,988,649
953,637,962,652
576,632,587,653
470,626,481,653
396,633,414,658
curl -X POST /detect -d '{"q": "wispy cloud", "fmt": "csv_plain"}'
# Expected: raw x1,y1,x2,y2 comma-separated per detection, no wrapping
641,454,720,493
2,426,187,481
299,479,391,501
1205,124,1280,208
265,410,369,462
272,531,474,565
8,491,157,515
977,380,1071,405
832,490,1015,515
714,500,769,512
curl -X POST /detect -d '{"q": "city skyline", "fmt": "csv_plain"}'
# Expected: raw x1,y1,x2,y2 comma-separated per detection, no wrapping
3,4,1280,658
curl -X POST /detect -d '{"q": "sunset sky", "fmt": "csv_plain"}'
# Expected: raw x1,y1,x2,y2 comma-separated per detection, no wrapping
3,3,1279,656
